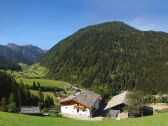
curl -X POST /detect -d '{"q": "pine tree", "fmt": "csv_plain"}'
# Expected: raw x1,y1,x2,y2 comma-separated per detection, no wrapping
44,95,54,108
38,88,44,110
8,92,17,113
37,82,41,90
32,81,37,90
0,97,7,111
8,92,15,103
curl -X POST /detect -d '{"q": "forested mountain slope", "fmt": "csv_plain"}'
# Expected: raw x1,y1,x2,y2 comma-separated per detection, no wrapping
40,21,168,95
0,56,21,70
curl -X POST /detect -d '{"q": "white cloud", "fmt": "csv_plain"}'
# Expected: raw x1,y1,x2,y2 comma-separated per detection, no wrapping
126,17,168,32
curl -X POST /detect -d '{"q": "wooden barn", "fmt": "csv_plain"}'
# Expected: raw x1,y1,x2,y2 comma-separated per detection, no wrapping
104,91,129,119
104,91,153,119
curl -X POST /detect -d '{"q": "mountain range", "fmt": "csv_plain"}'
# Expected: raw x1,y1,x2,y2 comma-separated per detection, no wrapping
40,21,168,95
0,43,46,65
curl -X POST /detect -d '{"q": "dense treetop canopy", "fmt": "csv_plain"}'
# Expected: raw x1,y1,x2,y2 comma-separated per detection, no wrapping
0,56,21,70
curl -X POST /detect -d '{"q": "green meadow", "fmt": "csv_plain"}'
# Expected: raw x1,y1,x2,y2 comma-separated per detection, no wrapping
16,78,71,88
0,111,168,126
3,63,71,89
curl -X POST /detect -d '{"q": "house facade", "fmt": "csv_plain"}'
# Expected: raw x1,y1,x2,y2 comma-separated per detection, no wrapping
60,90,101,117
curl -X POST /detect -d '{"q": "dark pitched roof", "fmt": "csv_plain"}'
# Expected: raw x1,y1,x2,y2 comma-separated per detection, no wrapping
60,90,101,108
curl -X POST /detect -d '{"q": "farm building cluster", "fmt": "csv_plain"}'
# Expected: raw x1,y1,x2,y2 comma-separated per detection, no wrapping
20,88,168,120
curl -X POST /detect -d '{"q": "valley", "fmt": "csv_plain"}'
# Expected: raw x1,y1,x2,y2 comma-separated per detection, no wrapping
2,63,72,105
1,0,168,125
0,22,168,126
6,63,70,88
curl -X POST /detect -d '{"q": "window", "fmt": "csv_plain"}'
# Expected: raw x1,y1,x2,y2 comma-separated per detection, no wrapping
83,109,86,112
77,109,79,113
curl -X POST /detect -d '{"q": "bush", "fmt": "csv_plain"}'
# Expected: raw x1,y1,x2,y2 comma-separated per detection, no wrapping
7,102,17,113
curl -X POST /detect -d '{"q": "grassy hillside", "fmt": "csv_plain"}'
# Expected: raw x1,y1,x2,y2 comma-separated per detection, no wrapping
5,63,70,88
19,63,48,78
0,111,168,126
8,63,48,78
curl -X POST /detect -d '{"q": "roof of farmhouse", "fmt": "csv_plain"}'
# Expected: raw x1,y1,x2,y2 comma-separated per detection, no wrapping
60,90,101,108
104,91,129,110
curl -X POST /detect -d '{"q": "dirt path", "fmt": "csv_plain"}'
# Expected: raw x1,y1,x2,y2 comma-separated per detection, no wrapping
148,103,168,111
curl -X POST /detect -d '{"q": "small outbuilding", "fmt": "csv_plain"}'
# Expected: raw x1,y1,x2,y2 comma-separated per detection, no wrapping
105,91,153,119
20,106,42,115
104,91,129,119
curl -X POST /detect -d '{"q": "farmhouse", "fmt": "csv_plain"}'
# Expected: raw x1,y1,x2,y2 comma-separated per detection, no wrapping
59,90,102,117
20,106,42,115
104,91,129,119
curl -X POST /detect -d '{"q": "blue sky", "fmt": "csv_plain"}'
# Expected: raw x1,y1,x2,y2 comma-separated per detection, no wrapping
0,0,168,50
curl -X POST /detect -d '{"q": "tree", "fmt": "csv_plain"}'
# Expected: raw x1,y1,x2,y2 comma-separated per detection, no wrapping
7,102,17,113
0,97,7,111
8,92,15,104
37,82,41,90
8,92,17,113
44,95,54,108
32,81,37,90
38,88,44,110
127,91,145,117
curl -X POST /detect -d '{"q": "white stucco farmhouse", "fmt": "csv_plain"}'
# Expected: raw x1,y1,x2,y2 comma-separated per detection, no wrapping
59,90,101,117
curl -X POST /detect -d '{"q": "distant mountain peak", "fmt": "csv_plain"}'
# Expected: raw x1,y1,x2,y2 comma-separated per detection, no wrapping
6,43,18,47
0,43,46,65
24,44,33,47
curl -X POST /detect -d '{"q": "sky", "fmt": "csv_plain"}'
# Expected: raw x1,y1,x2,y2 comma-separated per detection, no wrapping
0,0,168,50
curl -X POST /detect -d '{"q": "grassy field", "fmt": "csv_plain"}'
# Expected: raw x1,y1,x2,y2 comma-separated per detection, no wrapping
5,63,48,78
16,78,71,88
18,63,48,78
0,111,168,126
5,63,71,89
